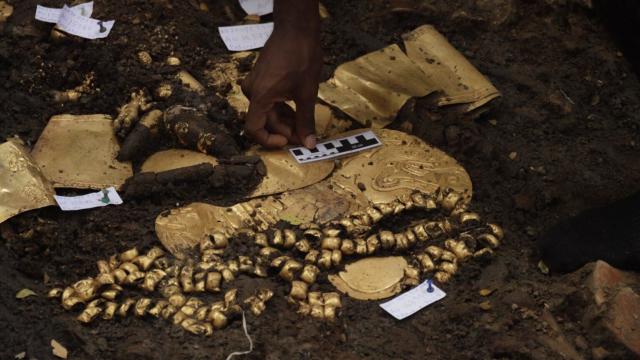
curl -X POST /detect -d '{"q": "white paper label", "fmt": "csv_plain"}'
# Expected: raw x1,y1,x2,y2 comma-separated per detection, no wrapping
54,187,123,211
35,2,94,24
379,280,446,320
239,0,273,16
57,5,114,39
218,23,274,51
289,130,383,164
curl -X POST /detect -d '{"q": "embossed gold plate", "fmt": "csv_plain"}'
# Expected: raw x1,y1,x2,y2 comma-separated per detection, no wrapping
328,257,408,300
141,149,219,173
155,129,472,257
332,128,472,205
0,140,56,224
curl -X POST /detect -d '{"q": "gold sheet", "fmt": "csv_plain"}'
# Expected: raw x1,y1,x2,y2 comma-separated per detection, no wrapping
403,25,500,111
140,150,219,173
328,257,408,300
318,44,435,128
156,129,472,257
332,128,472,204
0,140,56,224
31,114,133,190
318,25,500,127
248,147,335,198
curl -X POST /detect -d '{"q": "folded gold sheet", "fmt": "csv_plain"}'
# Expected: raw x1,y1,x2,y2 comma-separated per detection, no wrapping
403,25,500,111
318,44,435,128
31,114,133,190
0,140,56,224
318,25,500,127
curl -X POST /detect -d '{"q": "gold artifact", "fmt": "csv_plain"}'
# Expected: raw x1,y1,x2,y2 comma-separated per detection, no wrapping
329,257,408,300
113,90,152,139
51,189,503,333
247,146,335,197
31,114,133,190
403,25,500,112
319,44,434,128
50,73,94,104
155,129,470,257
0,1,12,23
137,51,152,66
176,70,205,94
319,25,500,127
0,140,56,224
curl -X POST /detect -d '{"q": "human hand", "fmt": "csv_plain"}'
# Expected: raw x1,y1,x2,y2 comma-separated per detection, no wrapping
242,0,322,149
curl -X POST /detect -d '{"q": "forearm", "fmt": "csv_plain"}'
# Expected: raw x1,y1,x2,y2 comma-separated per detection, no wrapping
274,0,320,34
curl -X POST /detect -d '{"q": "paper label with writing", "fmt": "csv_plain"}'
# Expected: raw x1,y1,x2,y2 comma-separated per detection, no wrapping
219,23,273,51
54,187,123,211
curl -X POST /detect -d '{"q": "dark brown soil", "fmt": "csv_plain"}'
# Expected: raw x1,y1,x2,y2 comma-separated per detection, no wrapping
2,0,640,359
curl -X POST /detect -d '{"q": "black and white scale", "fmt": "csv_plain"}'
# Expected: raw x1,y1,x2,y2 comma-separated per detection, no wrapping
289,130,383,164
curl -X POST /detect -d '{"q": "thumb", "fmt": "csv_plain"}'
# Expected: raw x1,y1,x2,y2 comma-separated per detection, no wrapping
294,98,317,149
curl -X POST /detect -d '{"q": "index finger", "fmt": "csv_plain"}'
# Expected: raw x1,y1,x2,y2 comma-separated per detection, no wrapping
245,100,288,149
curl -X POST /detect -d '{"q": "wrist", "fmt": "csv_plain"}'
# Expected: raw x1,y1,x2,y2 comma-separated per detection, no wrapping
274,0,320,34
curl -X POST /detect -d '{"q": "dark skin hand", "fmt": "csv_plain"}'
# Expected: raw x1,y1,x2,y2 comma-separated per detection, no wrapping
242,0,322,149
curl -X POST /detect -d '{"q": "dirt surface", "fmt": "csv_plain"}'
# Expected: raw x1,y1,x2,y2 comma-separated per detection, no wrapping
2,0,640,359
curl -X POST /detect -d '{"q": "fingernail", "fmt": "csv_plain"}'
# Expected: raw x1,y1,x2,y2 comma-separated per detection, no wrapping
304,135,317,149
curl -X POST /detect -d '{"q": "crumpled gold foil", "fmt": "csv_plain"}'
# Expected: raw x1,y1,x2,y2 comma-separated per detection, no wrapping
31,114,133,190
328,257,408,300
319,44,435,128
318,25,500,127
0,140,56,224
156,129,472,257
403,25,500,112
140,149,219,173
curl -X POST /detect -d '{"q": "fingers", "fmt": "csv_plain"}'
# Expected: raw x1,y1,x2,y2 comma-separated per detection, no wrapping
245,101,288,149
266,109,293,139
294,97,317,149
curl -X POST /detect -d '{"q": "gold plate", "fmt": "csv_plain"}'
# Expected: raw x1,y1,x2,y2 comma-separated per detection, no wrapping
329,257,408,300
141,150,219,173
247,147,335,198
318,44,435,128
0,140,56,224
156,129,472,257
332,129,472,204
31,114,133,190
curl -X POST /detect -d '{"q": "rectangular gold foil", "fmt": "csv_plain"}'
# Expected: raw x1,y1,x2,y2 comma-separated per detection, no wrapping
0,140,56,224
31,114,133,190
